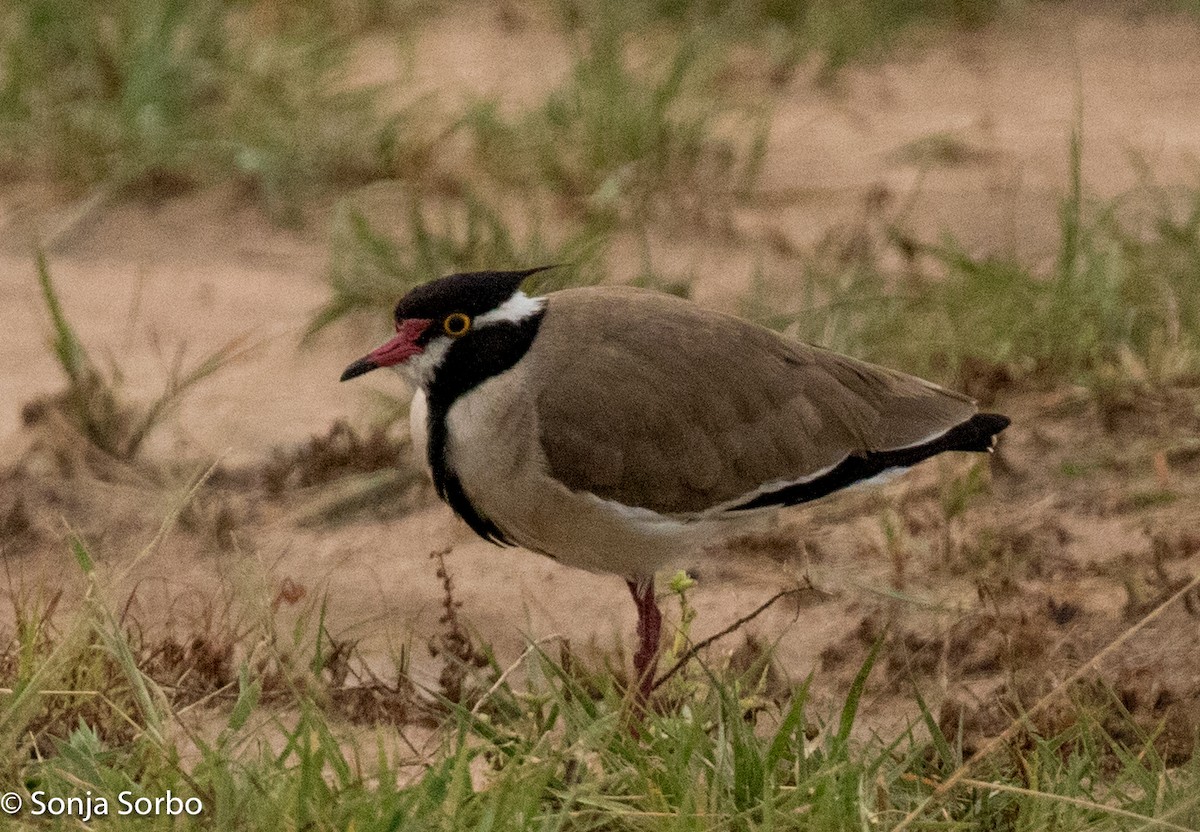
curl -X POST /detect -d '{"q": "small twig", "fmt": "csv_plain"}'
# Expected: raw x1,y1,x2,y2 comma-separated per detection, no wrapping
0,689,100,696
171,680,240,718
469,634,564,716
651,587,804,692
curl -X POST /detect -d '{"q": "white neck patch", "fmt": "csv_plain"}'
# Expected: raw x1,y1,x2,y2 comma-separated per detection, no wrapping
475,291,546,326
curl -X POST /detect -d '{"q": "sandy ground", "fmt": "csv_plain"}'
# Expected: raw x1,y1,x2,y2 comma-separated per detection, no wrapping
3,5,1200,741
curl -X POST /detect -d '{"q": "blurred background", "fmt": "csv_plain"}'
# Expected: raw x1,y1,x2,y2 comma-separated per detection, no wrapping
2,0,1200,818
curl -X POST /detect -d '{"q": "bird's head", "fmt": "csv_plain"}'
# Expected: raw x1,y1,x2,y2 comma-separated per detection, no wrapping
339,267,554,389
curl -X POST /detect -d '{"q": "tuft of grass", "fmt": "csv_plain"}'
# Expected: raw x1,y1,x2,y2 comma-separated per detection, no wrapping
262,419,426,526
308,191,608,334
577,0,1008,83
890,131,995,168
465,16,768,222
940,459,991,520
29,252,250,460
0,0,433,221
1124,488,1179,511
782,0,1002,81
744,147,1200,393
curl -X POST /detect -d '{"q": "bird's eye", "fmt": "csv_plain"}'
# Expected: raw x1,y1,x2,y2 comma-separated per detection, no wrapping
443,312,471,337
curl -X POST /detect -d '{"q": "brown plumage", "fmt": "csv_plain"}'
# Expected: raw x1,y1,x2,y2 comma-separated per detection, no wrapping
530,287,978,516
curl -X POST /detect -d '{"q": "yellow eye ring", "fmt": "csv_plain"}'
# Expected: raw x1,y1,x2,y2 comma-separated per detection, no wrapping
443,312,471,337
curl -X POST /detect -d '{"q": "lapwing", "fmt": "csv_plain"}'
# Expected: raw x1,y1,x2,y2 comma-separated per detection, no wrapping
340,268,1010,704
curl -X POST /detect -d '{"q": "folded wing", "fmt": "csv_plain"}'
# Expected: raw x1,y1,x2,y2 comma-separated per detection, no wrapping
530,287,1005,516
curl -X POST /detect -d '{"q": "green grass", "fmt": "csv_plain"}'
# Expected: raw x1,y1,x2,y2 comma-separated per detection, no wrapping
0,0,433,222
743,135,1200,393
308,190,608,335
311,7,768,331
465,14,768,222
5,536,1200,830
570,0,1009,84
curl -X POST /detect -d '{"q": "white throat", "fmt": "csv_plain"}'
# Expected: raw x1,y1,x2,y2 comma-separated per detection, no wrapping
394,338,449,391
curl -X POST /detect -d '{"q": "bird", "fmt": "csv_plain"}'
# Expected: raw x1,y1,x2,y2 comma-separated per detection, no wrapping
340,267,1010,705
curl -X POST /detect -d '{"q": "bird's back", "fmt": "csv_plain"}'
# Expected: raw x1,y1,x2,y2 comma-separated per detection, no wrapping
527,286,980,516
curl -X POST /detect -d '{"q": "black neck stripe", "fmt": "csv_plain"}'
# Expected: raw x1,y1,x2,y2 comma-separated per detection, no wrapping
424,311,546,545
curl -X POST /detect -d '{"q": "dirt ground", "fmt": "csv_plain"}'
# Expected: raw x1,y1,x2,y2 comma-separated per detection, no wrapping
3,5,1200,747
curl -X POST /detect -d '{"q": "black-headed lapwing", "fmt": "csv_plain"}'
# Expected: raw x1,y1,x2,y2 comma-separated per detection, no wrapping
340,268,1010,704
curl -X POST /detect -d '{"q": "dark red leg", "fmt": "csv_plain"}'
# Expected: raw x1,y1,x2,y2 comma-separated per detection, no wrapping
626,578,662,707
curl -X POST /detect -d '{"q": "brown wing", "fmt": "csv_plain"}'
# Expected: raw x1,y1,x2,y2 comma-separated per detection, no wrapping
528,287,979,516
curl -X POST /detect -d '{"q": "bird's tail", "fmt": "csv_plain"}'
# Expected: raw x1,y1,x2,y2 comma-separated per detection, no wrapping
936,412,1011,454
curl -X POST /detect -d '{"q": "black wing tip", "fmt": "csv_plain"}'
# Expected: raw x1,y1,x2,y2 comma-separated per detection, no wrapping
732,411,1012,512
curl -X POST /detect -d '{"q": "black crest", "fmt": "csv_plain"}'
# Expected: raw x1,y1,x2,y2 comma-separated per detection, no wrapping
393,266,556,322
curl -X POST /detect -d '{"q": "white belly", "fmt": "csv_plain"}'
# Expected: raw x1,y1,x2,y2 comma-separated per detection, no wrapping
427,365,760,579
